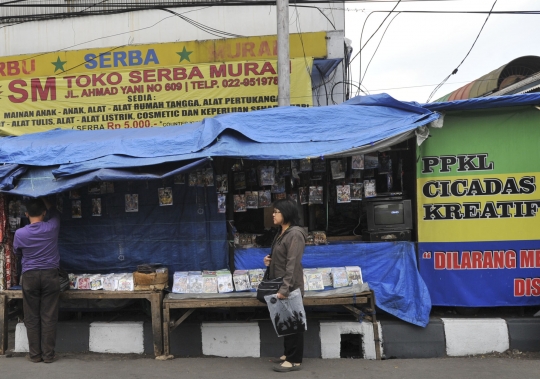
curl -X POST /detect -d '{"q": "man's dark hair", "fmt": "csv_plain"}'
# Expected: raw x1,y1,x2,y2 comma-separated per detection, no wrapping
273,199,301,226
25,198,46,217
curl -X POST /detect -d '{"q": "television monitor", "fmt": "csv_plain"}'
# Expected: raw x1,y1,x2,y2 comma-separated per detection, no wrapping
365,199,413,232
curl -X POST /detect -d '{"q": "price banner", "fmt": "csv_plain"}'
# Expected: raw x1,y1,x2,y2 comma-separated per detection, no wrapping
0,34,324,135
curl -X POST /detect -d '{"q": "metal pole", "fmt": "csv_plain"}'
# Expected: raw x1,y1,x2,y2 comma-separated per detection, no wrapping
276,0,290,106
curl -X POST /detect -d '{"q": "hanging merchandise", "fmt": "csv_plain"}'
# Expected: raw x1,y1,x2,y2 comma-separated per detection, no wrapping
298,187,308,205
300,159,312,172
350,183,364,201
188,172,198,186
330,160,345,180
363,179,377,198
204,168,214,186
246,191,259,209
158,187,173,206
234,172,246,190
258,166,275,186
197,171,204,187
216,174,228,193
364,153,379,169
92,198,102,216
71,200,82,218
308,186,323,205
271,176,285,193
125,194,139,212
234,194,247,212
352,155,364,170
217,194,226,214
258,190,271,207
336,185,351,203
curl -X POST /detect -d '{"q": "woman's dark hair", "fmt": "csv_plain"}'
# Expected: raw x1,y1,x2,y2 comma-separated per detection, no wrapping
25,198,46,217
273,199,301,226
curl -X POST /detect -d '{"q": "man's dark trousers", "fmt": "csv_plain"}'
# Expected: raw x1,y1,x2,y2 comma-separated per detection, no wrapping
22,269,60,361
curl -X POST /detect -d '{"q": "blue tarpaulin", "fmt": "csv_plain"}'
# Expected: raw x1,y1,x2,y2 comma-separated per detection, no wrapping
235,242,431,327
57,180,227,276
0,93,438,170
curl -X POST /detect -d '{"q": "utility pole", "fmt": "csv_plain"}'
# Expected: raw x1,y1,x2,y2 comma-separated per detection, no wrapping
276,0,290,106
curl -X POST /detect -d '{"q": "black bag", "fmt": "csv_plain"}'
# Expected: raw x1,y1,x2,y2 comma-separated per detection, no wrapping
59,268,70,292
256,268,283,303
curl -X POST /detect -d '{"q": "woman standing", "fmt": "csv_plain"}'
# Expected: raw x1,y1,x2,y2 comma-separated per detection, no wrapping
263,199,307,372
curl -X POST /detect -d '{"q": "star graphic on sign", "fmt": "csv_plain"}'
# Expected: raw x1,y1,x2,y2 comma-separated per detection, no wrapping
176,47,193,63
51,56,67,73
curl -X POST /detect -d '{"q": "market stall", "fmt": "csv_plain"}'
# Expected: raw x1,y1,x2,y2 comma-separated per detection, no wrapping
0,94,440,354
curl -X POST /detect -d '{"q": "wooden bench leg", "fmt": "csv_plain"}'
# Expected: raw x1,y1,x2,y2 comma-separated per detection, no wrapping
163,303,171,357
0,295,7,355
150,292,163,357
370,291,382,360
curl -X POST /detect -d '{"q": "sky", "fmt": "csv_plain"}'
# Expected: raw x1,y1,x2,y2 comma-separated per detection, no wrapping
343,0,540,102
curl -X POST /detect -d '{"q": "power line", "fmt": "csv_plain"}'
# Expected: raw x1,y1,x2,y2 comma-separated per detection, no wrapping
358,10,400,93
426,0,498,102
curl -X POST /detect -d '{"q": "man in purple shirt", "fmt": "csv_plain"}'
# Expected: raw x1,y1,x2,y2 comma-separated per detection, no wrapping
14,197,60,363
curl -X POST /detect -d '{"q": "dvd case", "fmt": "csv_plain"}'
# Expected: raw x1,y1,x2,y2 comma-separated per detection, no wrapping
345,266,363,285
331,267,349,288
215,174,228,193
217,270,234,293
233,194,247,212
258,190,272,207
330,160,345,180
248,268,265,290
309,186,323,205
352,155,364,170
336,185,351,203
172,272,189,293
246,191,259,209
364,179,377,198
351,183,364,201
233,270,251,292
158,187,173,206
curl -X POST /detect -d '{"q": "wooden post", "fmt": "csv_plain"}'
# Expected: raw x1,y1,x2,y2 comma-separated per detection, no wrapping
0,295,7,355
150,291,163,356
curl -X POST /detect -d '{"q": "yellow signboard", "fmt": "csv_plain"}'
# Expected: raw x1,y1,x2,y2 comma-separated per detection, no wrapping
0,33,324,135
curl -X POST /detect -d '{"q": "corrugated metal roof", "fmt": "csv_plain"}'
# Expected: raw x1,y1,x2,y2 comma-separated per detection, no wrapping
434,55,540,102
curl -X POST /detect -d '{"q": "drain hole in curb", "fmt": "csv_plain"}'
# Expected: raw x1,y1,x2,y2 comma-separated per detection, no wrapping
340,334,363,358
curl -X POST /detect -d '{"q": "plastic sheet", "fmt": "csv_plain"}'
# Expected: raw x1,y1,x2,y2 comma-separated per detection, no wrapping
235,242,431,327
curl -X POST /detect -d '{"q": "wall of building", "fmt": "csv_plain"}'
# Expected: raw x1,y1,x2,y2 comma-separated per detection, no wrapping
0,4,347,105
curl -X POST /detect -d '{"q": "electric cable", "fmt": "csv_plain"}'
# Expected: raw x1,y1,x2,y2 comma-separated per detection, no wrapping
358,11,400,92
426,0,498,102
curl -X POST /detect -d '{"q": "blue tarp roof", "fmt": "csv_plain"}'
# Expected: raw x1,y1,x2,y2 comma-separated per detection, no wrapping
0,93,438,196
2,92,539,197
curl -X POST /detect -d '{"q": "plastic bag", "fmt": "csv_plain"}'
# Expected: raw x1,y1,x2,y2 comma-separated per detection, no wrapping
264,288,307,337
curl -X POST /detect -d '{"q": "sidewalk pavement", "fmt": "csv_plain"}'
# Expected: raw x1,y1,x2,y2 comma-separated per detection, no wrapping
1,355,539,379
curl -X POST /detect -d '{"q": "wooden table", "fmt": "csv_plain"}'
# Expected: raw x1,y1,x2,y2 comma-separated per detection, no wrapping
0,289,164,357
162,290,381,359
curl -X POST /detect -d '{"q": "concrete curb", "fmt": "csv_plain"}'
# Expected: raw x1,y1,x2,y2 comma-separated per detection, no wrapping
12,317,540,358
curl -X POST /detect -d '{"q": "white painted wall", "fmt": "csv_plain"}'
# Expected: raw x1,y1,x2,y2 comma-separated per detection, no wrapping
319,321,383,360
442,318,509,356
201,322,260,357
89,321,144,354
0,5,344,56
